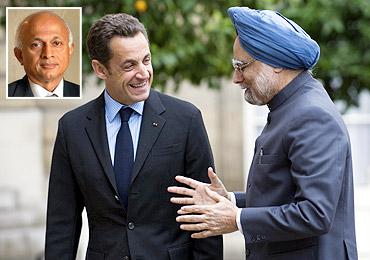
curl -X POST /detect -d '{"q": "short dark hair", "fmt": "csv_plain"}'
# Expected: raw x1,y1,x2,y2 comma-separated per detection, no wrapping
86,13,148,67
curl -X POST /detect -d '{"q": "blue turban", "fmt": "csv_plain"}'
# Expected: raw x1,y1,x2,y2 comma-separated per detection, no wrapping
228,7,320,69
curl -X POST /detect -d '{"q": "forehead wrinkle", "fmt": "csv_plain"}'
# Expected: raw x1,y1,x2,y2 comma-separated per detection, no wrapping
31,35,64,42
233,37,253,62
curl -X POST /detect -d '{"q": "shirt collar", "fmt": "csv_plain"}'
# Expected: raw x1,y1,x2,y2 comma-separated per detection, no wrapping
29,78,64,97
104,90,144,123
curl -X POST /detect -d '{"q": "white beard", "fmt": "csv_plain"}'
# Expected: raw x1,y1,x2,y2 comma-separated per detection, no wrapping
244,64,279,106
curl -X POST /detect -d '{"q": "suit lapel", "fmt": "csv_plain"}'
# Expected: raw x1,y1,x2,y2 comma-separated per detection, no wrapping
64,80,80,97
14,76,34,97
85,93,119,195
131,90,166,183
63,81,72,96
84,91,166,197
23,83,34,96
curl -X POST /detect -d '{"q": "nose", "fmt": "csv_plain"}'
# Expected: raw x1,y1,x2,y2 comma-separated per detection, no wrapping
41,43,54,59
232,70,244,84
136,63,150,79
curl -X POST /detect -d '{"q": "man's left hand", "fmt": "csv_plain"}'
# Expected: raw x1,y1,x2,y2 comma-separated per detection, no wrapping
176,187,239,238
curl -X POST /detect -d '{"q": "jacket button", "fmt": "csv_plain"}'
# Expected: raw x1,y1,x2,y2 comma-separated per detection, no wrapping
246,248,251,257
128,222,135,230
114,195,120,201
123,256,129,260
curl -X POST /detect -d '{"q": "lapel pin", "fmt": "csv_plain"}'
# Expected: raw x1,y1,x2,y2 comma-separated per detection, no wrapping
152,122,158,127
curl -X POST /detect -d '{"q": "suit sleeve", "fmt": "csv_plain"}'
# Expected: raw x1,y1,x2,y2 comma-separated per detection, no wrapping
45,119,84,259
239,106,349,243
185,108,223,259
234,191,247,208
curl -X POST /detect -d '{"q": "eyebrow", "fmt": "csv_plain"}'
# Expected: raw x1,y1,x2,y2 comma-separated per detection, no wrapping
119,53,151,67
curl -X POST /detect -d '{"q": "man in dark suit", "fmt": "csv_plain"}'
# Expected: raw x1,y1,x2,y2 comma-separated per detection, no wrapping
169,7,358,260
8,11,80,97
8,75,79,97
45,13,222,259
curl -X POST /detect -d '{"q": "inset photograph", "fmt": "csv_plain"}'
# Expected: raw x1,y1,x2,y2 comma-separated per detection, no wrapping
6,7,81,98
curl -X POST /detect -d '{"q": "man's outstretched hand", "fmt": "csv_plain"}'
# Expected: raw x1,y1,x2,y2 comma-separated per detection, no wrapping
167,167,229,206
167,167,238,238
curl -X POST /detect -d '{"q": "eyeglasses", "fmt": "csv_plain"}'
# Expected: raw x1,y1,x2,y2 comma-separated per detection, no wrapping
232,58,256,73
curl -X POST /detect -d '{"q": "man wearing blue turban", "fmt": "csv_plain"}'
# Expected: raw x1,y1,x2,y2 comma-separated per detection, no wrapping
169,6,358,260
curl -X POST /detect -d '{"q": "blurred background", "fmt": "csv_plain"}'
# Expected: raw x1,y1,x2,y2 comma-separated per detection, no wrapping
0,0,369,259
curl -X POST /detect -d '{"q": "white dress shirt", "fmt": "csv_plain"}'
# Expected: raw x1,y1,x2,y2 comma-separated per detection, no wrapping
29,78,64,97
104,90,144,164
229,192,244,234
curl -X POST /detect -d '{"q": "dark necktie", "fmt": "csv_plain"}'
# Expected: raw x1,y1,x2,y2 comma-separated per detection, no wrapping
114,107,134,208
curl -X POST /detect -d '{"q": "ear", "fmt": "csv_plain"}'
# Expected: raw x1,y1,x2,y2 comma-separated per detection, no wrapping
68,42,75,56
273,67,284,73
14,48,24,65
91,59,109,80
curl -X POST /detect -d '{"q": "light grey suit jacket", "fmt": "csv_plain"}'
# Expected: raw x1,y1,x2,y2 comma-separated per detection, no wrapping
235,71,357,260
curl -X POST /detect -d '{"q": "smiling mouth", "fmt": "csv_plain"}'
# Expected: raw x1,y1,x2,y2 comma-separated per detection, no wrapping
129,81,147,89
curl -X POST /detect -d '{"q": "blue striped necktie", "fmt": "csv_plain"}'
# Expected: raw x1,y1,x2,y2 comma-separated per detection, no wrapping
114,107,134,208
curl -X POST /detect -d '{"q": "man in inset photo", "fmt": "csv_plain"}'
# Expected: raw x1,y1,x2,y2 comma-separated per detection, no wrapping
7,8,81,98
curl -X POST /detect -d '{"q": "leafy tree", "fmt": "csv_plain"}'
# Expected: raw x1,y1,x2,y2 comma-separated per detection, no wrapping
274,0,370,107
2,0,370,107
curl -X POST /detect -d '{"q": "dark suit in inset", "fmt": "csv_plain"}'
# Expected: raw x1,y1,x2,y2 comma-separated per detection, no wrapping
45,90,223,259
8,75,80,97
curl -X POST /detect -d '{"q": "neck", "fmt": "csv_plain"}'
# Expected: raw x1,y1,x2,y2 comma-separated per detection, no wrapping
276,69,303,92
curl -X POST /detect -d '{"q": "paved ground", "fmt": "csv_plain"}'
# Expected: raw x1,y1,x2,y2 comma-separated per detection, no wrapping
223,184,370,260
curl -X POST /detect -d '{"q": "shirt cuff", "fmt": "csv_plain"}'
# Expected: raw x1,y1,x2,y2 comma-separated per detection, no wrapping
236,208,244,234
229,192,236,204
228,192,244,234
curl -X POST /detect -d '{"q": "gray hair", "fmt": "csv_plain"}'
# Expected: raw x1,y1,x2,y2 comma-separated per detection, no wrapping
14,11,73,49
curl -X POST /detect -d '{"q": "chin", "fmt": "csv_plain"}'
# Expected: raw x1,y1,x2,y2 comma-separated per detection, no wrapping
139,92,150,102
132,91,150,103
40,75,58,83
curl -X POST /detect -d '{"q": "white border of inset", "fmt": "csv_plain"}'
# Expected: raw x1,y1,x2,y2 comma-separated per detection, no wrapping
6,6,82,100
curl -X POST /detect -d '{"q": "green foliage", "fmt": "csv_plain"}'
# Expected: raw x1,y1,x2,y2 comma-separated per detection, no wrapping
2,0,370,107
277,0,370,107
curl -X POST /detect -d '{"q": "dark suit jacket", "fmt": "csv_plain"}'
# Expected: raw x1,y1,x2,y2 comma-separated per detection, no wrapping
45,90,223,260
8,75,80,97
235,71,357,259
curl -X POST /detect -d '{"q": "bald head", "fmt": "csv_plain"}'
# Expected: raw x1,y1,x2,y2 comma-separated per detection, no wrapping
15,11,73,49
